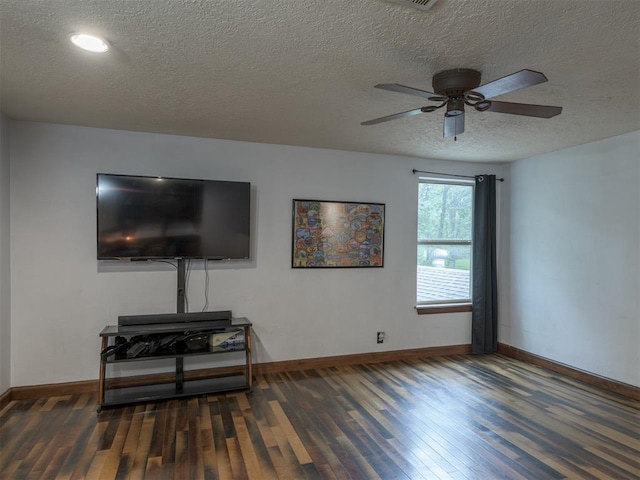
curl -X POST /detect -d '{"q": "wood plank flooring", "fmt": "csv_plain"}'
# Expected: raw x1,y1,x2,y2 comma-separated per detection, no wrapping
1,354,638,479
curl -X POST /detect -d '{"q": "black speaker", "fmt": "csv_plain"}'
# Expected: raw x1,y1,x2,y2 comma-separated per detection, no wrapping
118,310,232,327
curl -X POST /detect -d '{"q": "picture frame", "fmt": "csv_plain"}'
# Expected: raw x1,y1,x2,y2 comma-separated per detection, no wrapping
292,199,385,268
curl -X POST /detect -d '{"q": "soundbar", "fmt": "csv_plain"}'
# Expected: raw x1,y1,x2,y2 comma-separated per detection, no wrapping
118,310,232,327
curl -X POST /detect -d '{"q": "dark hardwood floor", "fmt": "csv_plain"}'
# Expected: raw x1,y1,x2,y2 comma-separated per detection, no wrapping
1,354,638,479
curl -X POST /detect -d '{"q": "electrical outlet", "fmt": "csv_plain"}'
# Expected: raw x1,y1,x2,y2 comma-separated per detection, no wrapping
377,331,385,344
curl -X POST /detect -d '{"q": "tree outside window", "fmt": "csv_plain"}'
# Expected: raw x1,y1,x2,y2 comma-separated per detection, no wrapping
417,180,473,304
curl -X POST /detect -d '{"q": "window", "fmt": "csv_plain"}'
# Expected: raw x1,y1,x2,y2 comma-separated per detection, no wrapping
417,179,473,308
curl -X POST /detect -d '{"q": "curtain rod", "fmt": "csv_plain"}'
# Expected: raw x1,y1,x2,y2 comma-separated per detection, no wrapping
412,169,504,182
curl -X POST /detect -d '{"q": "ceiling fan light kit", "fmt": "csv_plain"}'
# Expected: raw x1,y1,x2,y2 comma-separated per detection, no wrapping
362,68,563,138
446,98,465,117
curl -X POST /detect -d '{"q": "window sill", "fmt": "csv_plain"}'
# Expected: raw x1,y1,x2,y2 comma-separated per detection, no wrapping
416,303,472,315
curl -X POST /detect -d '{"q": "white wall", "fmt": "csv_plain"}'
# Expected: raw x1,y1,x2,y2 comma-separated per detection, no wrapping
0,115,10,394
505,131,639,387
9,121,506,387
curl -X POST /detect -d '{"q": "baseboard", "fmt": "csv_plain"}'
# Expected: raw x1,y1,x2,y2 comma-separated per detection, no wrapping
497,343,640,401
10,379,98,401
5,344,637,403
253,344,472,374
0,387,12,410
6,344,471,401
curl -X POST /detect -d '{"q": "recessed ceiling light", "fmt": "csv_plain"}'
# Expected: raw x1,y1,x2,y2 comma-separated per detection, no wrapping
70,33,110,53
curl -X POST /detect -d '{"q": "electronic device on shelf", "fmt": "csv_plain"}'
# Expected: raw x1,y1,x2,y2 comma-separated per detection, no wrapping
117,310,233,327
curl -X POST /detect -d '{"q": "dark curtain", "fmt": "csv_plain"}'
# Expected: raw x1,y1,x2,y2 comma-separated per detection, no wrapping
472,175,498,354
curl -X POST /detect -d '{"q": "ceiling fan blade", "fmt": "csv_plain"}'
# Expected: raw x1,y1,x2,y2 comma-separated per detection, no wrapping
374,83,437,99
443,112,465,138
361,107,426,125
486,101,562,118
472,69,548,99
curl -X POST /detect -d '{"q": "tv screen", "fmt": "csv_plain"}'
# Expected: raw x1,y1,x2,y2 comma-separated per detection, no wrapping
97,174,251,260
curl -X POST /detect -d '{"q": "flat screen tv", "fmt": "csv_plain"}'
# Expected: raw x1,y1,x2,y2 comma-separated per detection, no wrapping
96,173,251,260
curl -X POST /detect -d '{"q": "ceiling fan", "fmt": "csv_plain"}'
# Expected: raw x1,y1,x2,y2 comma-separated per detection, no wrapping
361,69,562,138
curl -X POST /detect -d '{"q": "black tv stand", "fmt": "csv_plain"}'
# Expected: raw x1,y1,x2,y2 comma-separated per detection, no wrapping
98,315,252,411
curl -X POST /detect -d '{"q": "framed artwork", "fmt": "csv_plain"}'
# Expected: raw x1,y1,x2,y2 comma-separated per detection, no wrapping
292,199,385,268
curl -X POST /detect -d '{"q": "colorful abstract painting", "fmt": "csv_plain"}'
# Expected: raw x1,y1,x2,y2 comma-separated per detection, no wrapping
292,200,385,268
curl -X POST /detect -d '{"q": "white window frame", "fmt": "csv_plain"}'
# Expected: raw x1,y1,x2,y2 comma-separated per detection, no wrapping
417,177,474,308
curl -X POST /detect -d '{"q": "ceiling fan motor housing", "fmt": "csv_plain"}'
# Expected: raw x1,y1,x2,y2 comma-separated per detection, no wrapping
433,68,482,97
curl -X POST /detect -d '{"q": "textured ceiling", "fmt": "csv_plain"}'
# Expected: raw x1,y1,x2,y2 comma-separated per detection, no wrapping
1,0,638,162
